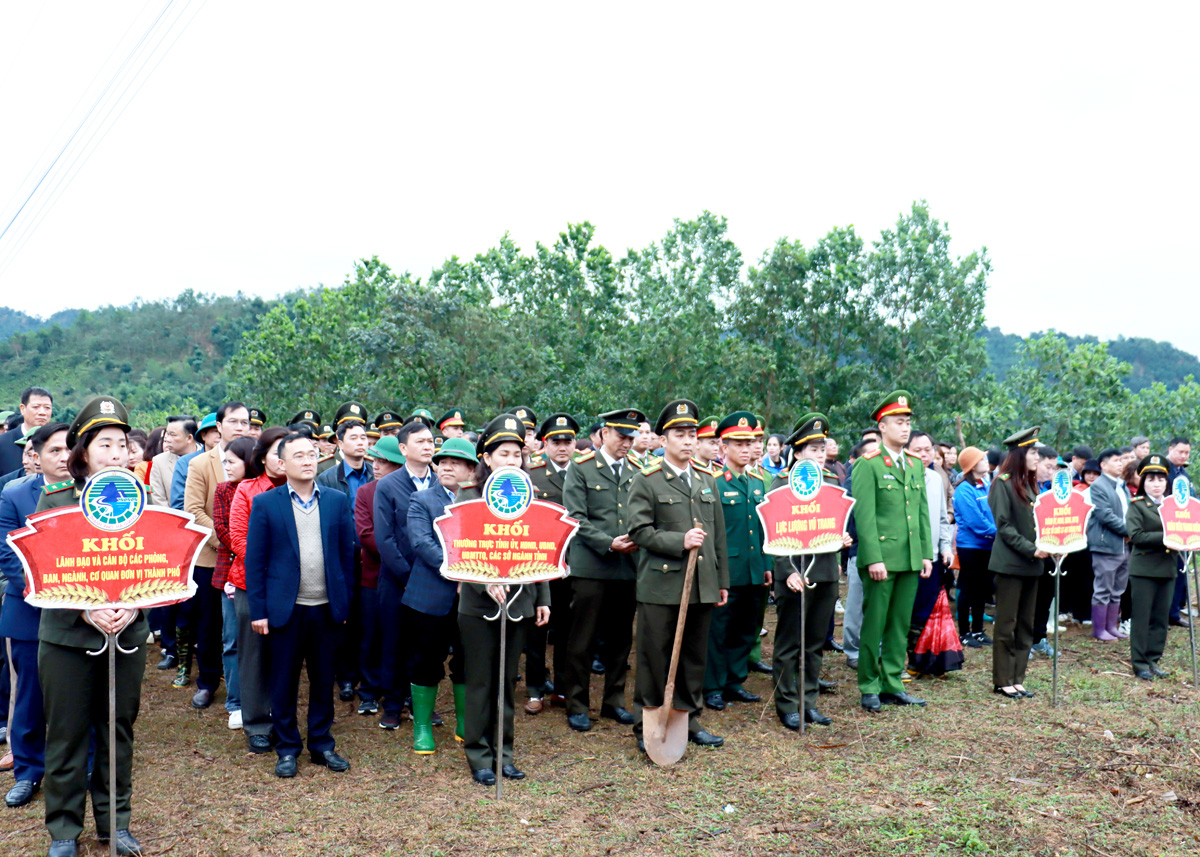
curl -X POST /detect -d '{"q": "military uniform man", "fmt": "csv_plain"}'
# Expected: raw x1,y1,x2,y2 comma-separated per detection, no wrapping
852,390,933,712
628,399,729,750
289,410,321,432
407,408,435,429
703,412,772,711
375,411,403,438
522,413,580,714
560,408,647,731
770,413,849,729
247,408,266,439
437,409,466,439
316,424,338,473
694,416,721,470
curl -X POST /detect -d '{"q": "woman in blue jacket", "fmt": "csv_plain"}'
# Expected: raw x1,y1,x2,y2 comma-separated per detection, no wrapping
953,446,996,647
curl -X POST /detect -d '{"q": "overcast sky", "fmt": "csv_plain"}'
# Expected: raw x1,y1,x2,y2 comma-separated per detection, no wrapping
2,3,1197,356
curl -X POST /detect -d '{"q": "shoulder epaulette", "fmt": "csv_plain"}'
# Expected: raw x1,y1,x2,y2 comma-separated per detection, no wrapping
862,449,881,459
574,449,595,463
458,480,478,489
690,458,713,476
318,453,334,462
823,468,836,478
43,479,74,494
640,462,662,476
998,473,1010,481
1131,495,1145,503
528,451,546,464
905,451,920,461
528,459,547,470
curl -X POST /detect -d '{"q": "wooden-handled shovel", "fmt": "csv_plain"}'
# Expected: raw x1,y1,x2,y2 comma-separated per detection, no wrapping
643,519,702,767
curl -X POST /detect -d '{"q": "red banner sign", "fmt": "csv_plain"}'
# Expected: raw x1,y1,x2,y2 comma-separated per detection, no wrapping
435,468,579,584
5,469,208,610
1161,476,1200,551
756,460,855,555
1034,472,1093,554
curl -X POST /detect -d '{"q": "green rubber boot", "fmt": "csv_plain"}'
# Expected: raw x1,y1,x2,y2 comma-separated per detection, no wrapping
411,684,439,754
172,638,191,688
452,683,467,743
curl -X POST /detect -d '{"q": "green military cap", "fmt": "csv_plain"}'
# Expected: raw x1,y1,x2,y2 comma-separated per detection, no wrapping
697,415,720,439
290,410,321,430
434,436,478,464
599,408,647,437
248,408,267,428
335,401,368,427
509,406,537,430
406,408,435,428
717,411,756,441
1137,454,1169,476
437,409,466,433
537,412,580,442
317,423,335,440
66,395,131,449
654,399,699,435
375,411,403,431
872,390,913,422
1002,426,1040,449
476,414,526,457
753,414,766,438
368,436,406,465
366,421,380,440
14,427,38,447
786,412,831,448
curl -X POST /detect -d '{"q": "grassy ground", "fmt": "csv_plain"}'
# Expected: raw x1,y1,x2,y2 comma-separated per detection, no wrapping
4,593,1200,856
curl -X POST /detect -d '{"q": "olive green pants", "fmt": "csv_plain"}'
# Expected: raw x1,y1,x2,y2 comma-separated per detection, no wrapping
856,569,919,695
1130,576,1174,673
773,579,838,711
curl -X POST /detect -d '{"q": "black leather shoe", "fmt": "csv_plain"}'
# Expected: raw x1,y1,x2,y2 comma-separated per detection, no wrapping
688,730,724,747
600,705,634,725
472,768,496,786
247,734,272,753
804,709,832,726
880,691,926,707
275,755,298,778
1015,687,1036,698
818,678,837,693
861,693,881,712
5,779,38,807
338,682,355,701
310,749,350,772
48,840,78,857
501,764,525,780
1135,669,1154,681
567,713,592,732
723,687,761,703
777,711,800,731
993,686,1022,699
155,653,176,670
98,829,142,856
191,688,213,709
823,639,845,654
1151,665,1171,678
591,657,606,674
748,660,773,674
704,692,727,711
636,737,646,754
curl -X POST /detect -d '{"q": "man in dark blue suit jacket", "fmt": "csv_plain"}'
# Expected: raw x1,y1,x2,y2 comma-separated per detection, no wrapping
373,421,437,728
245,433,355,778
0,422,70,807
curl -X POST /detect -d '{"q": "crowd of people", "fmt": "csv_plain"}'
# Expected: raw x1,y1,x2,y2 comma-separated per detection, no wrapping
0,383,1194,857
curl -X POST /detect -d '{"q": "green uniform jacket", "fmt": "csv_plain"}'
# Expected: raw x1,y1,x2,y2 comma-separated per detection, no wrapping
986,474,1041,576
769,468,841,584
562,451,639,581
1126,496,1177,579
34,481,150,650
850,449,932,571
453,482,551,619
716,465,771,586
527,459,567,505
627,461,729,605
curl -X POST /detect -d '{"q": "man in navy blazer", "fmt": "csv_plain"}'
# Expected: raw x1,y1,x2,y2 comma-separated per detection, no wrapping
0,422,69,807
373,420,437,729
245,433,355,778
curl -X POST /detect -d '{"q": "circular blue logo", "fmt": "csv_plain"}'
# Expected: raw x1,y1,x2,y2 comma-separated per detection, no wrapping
1174,475,1191,509
1051,470,1071,504
81,467,146,532
788,459,823,501
485,467,533,519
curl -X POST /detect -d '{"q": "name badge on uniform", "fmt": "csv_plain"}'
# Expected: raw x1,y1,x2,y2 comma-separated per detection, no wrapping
883,473,897,480
702,488,712,494
753,489,761,495
723,491,739,497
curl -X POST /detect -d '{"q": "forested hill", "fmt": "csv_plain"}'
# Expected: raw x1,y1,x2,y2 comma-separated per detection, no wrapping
983,327,1200,392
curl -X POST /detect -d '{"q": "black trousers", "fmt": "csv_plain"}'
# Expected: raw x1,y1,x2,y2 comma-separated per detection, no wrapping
335,554,363,688
378,576,410,716
1062,548,1094,621
633,601,713,736
232,589,272,738
773,580,838,711
956,548,992,635
1033,561,1056,641
267,603,338,758
992,574,1039,687
459,613,525,772
358,586,384,701
178,565,224,691
404,604,464,686
703,584,762,695
522,577,573,697
563,578,636,716
1130,576,1174,673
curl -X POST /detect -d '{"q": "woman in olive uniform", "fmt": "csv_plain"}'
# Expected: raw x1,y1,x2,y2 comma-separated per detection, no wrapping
35,397,147,857
987,426,1048,700
770,413,853,730
457,415,550,786
1126,454,1178,681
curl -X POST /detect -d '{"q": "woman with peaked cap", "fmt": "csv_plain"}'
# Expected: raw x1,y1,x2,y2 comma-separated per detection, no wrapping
35,397,147,857
457,415,550,786
987,426,1048,700
1126,454,1179,681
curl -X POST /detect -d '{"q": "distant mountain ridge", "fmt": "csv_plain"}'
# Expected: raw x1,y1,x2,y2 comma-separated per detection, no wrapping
0,306,81,340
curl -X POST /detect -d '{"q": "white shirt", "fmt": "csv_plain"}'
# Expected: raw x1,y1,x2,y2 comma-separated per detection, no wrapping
598,446,624,476
664,458,692,486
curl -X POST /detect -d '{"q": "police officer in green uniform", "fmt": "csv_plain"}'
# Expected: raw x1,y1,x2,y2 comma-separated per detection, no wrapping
628,399,729,750
35,397,147,857
703,411,771,710
560,408,647,731
852,390,932,713
1126,454,1178,681
770,413,852,729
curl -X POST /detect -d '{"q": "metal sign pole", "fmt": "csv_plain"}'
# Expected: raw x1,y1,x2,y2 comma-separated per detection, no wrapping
495,610,506,801
797,555,816,736
1186,552,1198,689
1049,555,1065,706
108,633,118,857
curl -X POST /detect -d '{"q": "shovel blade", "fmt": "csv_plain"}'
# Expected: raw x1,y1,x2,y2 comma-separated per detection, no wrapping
642,705,689,766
